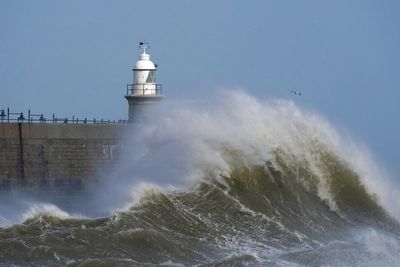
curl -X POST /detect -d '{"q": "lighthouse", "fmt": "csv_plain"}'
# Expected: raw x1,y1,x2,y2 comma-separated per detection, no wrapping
125,42,163,122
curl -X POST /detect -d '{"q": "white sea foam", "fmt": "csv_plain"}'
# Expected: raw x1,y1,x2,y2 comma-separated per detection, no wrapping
0,197,72,227
21,202,70,221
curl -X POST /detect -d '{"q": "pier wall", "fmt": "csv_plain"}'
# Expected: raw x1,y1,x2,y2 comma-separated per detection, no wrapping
0,123,127,189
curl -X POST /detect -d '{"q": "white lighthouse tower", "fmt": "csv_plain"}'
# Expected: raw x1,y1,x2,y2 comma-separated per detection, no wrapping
125,42,163,122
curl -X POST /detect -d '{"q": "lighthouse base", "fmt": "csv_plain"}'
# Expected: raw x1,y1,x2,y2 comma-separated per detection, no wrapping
125,95,163,123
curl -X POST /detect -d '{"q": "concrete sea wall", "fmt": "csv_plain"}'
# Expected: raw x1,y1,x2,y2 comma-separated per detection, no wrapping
0,123,127,189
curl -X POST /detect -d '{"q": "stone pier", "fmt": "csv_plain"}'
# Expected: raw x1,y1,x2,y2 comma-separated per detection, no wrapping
0,123,127,189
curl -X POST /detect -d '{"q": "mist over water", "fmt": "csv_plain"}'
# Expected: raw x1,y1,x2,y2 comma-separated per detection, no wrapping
1,90,400,266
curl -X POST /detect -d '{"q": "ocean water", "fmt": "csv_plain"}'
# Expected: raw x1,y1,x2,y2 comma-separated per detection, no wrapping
0,91,399,266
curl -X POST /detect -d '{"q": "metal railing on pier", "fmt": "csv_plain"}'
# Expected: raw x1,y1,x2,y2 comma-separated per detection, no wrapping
0,108,128,124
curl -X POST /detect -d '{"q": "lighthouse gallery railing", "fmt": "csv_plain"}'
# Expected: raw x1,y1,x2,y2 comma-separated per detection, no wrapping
126,83,163,96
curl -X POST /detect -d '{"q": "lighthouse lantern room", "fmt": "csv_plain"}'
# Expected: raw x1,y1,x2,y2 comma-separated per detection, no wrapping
125,42,163,122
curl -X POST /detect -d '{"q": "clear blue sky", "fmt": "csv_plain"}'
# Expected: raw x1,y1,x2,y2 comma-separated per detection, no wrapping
1,0,399,176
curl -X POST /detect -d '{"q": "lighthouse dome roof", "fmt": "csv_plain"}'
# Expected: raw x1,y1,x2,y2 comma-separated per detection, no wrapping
134,53,156,70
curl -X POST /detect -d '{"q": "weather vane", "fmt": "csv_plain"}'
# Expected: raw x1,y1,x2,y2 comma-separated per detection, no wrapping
139,41,150,54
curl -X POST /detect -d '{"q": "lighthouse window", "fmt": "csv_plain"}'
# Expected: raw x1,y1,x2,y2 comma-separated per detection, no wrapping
146,70,156,83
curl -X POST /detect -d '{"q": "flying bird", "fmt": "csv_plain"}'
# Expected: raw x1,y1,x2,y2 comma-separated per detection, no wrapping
290,90,302,96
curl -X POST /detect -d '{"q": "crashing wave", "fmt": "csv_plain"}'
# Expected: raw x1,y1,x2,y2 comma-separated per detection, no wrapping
0,90,399,266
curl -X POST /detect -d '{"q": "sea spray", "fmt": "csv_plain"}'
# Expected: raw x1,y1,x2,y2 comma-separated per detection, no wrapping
103,90,399,219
